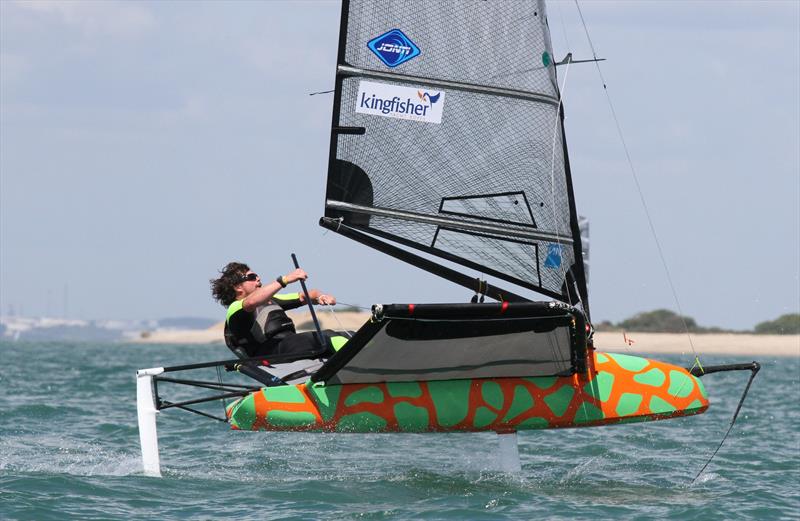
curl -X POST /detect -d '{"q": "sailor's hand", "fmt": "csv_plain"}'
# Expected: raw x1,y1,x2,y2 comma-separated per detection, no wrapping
285,268,307,284
317,294,336,306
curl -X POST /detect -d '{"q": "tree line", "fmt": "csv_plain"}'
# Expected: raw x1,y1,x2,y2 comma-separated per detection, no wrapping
594,309,799,335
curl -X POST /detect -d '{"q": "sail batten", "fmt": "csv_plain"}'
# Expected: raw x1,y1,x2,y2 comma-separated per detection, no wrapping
324,0,589,314
327,200,574,244
338,65,561,106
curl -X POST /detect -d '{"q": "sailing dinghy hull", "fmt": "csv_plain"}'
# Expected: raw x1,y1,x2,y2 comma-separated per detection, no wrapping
226,351,708,432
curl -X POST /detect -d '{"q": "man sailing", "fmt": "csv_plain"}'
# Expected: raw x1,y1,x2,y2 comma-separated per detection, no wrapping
211,261,344,360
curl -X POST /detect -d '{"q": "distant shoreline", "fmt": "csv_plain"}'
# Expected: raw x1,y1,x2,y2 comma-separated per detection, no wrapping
133,312,799,357
592,331,798,358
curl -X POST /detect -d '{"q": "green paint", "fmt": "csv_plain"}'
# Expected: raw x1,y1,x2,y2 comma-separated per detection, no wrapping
502,385,534,422
530,376,557,390
649,395,677,414
584,371,614,402
607,353,650,372
474,406,497,428
307,384,341,422
688,399,704,411
542,51,551,67
481,381,504,410
330,336,348,351
696,377,708,399
543,385,574,417
394,403,429,431
343,386,384,407
515,416,549,429
263,385,307,404
386,381,422,399
596,353,609,363
266,410,318,428
225,300,244,323
616,392,643,416
428,380,472,427
633,368,666,387
228,395,256,430
337,412,388,432
668,370,695,398
574,401,605,424
273,293,300,301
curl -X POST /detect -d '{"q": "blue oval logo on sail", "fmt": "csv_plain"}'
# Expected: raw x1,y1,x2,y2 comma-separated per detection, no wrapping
368,29,420,68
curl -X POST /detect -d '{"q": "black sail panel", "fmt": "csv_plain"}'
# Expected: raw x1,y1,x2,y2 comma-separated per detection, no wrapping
325,0,589,315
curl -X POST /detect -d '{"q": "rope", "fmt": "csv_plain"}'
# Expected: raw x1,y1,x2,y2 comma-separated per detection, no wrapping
573,0,699,360
333,301,371,312
691,365,759,484
326,306,353,338
555,1,573,51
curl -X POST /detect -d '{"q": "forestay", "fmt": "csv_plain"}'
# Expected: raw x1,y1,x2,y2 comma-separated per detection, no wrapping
324,0,589,315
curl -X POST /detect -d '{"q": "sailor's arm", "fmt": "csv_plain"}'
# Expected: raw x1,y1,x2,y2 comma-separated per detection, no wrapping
241,268,307,312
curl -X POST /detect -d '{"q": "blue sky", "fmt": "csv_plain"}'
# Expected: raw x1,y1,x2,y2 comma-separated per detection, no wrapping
1,1,798,330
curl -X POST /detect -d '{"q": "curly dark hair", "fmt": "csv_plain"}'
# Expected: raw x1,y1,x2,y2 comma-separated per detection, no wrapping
210,262,250,306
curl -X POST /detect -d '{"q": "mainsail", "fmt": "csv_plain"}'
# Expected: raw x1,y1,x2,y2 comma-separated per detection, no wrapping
322,0,589,317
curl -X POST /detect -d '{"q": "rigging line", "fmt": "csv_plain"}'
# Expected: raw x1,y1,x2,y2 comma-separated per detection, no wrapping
691,363,760,484
669,356,705,402
216,365,229,419
326,306,353,337
548,53,577,305
555,0,573,51
573,0,698,358
334,300,371,311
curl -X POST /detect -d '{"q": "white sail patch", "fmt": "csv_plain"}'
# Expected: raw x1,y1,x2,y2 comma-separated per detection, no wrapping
355,80,445,124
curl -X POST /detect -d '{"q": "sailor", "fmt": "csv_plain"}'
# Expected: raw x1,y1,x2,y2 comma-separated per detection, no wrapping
210,261,340,360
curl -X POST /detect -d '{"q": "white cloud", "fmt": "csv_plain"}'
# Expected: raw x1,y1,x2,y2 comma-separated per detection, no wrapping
12,0,155,38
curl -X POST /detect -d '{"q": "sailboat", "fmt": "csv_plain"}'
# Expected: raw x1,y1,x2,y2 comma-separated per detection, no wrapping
136,0,758,476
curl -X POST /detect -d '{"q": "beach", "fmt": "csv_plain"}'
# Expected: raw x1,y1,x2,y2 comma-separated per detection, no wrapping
135,310,799,357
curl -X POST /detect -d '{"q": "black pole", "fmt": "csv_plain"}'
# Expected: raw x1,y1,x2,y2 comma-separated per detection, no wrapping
688,362,760,377
291,253,325,349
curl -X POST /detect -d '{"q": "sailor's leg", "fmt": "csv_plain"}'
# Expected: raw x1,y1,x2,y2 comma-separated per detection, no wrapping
275,331,333,358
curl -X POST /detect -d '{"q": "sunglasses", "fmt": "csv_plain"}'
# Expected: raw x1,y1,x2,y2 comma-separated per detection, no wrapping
239,273,258,283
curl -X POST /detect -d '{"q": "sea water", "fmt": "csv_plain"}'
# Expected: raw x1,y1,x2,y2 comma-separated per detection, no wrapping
1,341,798,520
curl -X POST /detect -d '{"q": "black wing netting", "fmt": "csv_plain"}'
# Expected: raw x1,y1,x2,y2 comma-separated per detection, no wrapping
325,0,587,305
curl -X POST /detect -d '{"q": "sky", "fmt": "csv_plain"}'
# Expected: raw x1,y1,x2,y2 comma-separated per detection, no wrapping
1,0,798,330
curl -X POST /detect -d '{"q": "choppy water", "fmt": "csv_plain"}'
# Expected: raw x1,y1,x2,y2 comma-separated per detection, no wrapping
0,341,798,520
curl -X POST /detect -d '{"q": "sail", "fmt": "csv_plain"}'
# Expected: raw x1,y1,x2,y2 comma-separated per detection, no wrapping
323,0,589,314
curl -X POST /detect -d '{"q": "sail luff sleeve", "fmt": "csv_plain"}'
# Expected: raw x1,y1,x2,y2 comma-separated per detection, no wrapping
323,0,586,307
560,109,591,319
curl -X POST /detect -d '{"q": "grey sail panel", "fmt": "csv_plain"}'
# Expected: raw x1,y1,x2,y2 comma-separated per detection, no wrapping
325,320,574,384
312,302,585,385
342,0,559,96
325,0,588,310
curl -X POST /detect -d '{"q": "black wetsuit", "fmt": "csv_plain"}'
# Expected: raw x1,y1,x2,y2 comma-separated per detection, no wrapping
224,293,332,360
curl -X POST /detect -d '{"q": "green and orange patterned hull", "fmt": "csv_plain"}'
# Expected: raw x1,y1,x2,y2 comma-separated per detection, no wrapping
226,351,708,432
